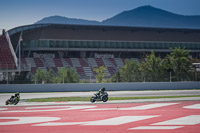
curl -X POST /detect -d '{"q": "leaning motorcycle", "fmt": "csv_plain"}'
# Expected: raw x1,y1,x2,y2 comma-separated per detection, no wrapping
5,95,20,105
90,92,108,103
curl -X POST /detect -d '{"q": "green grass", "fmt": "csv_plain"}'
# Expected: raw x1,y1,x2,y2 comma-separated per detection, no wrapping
24,95,200,102
25,97,90,102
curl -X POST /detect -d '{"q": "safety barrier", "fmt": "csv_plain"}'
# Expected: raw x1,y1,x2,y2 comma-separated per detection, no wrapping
0,82,200,93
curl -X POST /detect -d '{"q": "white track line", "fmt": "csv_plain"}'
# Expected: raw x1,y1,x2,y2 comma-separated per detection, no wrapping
85,103,179,111
35,115,159,126
183,104,200,109
129,126,183,130
0,117,60,125
0,106,96,113
152,115,200,125
0,108,7,111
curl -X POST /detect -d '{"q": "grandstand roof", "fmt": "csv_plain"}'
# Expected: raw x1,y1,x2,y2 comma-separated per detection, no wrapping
8,24,200,46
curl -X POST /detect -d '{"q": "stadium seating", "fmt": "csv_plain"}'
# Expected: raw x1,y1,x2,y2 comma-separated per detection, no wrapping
64,58,73,67
103,58,115,67
87,58,98,67
107,67,115,75
114,58,124,67
71,58,81,67
21,58,27,66
34,58,44,67
109,58,117,66
0,35,17,69
61,58,71,67
79,58,89,67
43,58,55,67
83,67,94,77
76,67,85,77
25,58,36,67
95,58,105,67
53,58,63,67
20,57,138,78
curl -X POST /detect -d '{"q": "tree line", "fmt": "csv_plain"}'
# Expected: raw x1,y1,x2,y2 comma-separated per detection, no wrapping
33,67,79,84
98,48,195,82
33,48,197,83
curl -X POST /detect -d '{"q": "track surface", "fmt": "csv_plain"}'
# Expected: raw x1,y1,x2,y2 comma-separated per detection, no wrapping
1,90,200,106
0,101,200,133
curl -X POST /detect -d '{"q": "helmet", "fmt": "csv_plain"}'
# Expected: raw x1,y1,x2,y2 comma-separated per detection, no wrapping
15,92,20,96
101,87,105,91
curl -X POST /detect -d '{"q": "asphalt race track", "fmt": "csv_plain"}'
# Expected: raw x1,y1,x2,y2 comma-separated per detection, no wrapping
0,101,200,133
1,90,200,104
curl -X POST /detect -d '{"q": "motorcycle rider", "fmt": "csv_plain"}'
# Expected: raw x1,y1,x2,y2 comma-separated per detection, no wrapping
10,95,15,102
15,92,20,99
95,87,106,99
10,92,20,102
15,92,20,97
6,92,20,105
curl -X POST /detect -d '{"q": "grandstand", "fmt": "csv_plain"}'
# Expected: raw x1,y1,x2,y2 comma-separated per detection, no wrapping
0,30,17,69
2,24,200,81
0,29,18,82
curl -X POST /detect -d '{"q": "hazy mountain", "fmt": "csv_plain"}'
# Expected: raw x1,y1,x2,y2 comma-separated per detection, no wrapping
102,5,200,29
36,6,200,29
36,15,100,25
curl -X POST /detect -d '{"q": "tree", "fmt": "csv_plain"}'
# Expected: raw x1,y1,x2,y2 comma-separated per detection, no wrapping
65,67,80,83
111,69,121,82
120,59,141,82
54,68,79,83
53,68,64,83
34,69,54,84
93,65,107,83
163,48,192,81
111,59,141,82
140,51,164,81
45,69,54,83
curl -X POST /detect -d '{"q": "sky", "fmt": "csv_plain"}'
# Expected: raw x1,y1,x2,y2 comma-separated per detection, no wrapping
0,0,200,30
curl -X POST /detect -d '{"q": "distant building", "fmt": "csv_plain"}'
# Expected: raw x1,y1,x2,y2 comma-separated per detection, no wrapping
7,24,200,79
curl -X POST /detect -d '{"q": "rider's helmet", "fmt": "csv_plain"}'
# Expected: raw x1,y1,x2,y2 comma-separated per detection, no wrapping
15,92,20,96
100,87,105,92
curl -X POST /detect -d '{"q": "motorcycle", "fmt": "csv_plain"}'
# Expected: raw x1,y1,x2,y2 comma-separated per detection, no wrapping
90,92,108,103
5,95,20,105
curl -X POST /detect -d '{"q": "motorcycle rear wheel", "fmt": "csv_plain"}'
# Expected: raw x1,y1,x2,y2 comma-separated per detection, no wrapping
90,97,96,103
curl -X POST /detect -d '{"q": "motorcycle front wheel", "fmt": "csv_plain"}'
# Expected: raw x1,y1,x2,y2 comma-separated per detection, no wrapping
5,100,9,105
102,96,108,102
14,100,19,105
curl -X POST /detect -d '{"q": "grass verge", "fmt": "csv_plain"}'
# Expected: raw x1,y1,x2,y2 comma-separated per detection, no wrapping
24,95,200,102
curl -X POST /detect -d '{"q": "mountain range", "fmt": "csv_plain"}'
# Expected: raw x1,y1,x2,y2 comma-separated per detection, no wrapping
35,5,200,29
